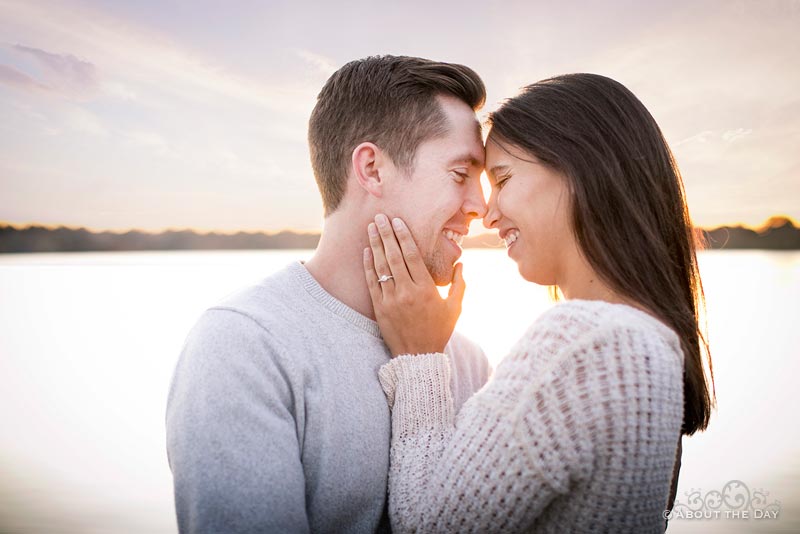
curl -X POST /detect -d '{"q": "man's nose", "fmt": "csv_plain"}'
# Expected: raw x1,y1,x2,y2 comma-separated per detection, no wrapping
462,180,488,220
483,190,500,229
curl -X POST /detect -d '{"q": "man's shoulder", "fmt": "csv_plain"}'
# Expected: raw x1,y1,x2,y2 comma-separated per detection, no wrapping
175,263,311,382
182,262,308,349
211,262,305,324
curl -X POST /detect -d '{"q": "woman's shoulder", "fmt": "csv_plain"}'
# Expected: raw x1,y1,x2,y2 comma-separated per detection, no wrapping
536,299,679,341
486,300,683,410
512,299,683,368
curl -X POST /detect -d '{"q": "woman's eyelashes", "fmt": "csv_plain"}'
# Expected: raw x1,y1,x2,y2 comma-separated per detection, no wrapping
494,173,511,190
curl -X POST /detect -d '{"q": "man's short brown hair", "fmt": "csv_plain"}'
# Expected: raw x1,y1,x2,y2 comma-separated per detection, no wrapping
308,55,486,215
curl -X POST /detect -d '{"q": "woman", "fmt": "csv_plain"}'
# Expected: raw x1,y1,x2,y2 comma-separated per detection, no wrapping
363,73,714,533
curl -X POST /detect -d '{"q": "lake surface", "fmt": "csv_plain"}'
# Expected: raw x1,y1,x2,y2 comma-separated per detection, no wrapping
1,249,798,533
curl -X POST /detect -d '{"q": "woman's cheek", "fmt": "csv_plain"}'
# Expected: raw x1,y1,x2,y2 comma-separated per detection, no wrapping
496,189,509,216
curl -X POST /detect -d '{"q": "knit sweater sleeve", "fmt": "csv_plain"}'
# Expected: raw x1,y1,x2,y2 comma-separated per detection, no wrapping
378,319,673,533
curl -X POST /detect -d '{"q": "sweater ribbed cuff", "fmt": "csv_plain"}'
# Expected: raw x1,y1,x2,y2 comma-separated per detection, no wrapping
378,353,454,437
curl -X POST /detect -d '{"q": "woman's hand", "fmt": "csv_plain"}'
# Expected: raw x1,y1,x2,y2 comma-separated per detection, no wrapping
363,213,465,357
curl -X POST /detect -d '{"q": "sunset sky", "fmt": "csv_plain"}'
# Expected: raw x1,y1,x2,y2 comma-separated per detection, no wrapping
1,0,798,234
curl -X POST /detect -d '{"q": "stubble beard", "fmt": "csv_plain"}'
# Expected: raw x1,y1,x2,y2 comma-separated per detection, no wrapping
424,242,455,286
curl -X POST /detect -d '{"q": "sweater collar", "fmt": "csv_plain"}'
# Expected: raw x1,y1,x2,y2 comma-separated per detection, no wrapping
289,261,383,339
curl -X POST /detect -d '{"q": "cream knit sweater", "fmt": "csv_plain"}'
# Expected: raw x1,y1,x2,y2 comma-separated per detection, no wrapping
378,300,684,533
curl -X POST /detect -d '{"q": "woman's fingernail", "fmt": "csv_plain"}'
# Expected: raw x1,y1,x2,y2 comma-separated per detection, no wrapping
363,247,370,259
392,218,404,231
368,223,378,236
375,214,389,227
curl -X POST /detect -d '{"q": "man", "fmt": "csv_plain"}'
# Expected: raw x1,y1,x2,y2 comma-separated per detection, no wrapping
166,55,491,533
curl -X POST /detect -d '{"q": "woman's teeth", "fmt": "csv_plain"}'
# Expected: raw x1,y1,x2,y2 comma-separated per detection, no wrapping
443,230,464,245
504,230,520,248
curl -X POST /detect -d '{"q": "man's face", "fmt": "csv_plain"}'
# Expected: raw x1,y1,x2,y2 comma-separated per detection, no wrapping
382,95,487,285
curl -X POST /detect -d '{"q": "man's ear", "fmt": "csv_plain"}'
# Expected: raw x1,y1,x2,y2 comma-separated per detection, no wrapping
352,142,389,198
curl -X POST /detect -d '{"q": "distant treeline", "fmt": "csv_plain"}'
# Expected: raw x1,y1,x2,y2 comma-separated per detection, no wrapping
1,217,799,253
701,217,800,250
0,226,320,253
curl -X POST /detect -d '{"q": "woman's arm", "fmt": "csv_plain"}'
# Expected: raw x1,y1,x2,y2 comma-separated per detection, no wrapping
378,348,595,533
363,213,589,531
362,214,682,532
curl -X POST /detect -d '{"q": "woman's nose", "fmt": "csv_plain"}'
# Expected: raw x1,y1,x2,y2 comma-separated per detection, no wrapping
483,193,500,229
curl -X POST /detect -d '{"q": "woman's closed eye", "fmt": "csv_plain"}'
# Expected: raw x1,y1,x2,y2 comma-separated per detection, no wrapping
495,173,512,189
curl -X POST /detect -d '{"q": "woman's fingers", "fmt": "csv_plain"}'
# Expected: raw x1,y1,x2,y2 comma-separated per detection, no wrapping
390,217,431,284
374,214,412,285
368,222,394,293
363,246,383,302
447,262,466,314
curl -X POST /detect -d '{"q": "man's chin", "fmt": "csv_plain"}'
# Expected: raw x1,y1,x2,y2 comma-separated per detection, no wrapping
426,257,457,286
432,275,451,287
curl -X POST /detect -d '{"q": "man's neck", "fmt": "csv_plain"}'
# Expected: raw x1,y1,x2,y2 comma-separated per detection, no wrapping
304,212,376,321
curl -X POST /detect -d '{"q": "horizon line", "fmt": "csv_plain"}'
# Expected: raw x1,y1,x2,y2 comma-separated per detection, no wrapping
2,215,798,236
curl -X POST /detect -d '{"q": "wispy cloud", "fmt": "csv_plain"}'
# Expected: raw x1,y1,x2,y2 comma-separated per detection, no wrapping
13,44,97,90
0,63,48,91
722,128,753,143
122,130,169,153
674,128,754,148
60,105,108,137
675,130,715,147
0,43,99,99
295,49,338,77
1,1,318,114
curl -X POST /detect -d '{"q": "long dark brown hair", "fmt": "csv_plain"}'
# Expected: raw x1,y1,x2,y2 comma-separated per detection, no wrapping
488,73,714,435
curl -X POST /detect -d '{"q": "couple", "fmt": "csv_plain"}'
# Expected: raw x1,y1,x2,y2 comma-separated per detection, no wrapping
166,55,714,533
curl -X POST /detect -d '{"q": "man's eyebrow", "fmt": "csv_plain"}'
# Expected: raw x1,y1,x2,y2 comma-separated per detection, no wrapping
448,153,483,167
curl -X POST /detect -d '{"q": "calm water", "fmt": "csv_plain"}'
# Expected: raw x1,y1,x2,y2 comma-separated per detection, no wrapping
1,249,798,533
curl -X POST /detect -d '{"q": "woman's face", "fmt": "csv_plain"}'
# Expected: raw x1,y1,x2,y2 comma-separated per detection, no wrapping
483,136,578,285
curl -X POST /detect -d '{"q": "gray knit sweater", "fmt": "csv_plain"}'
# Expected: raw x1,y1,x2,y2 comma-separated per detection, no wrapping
166,261,491,533
378,300,684,533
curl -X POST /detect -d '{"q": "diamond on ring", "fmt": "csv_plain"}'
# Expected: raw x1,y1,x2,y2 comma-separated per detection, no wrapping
377,274,394,283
